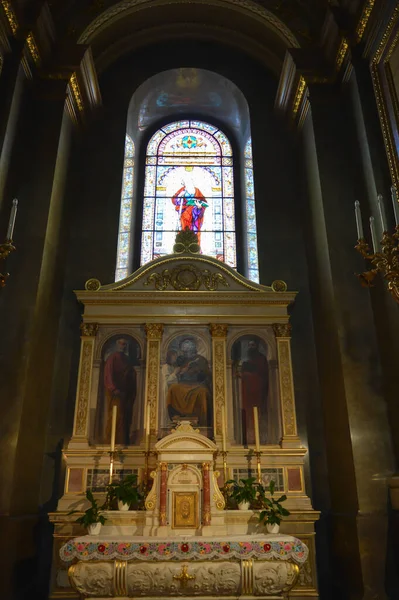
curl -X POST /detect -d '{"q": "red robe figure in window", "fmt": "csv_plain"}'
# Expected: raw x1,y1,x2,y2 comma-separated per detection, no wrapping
240,339,269,445
172,179,209,245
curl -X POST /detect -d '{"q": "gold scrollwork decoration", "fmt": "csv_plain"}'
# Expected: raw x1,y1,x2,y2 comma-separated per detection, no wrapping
209,324,228,338
74,340,94,436
85,278,101,291
212,471,226,510
173,565,196,587
213,339,226,436
145,323,164,340
293,75,306,118
278,340,296,437
144,471,157,510
80,322,99,337
273,323,292,338
144,264,229,291
26,33,40,65
70,72,84,112
335,37,349,71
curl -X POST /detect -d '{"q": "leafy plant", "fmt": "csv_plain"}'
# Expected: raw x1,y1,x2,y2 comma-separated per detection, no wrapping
106,474,143,509
225,477,261,506
258,480,290,526
69,490,107,527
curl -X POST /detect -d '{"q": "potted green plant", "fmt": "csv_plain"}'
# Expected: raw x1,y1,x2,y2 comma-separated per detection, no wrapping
258,480,290,533
69,490,107,535
107,474,143,511
225,477,260,510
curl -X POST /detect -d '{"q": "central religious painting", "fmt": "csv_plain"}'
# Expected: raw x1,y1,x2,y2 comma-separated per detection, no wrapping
141,120,236,267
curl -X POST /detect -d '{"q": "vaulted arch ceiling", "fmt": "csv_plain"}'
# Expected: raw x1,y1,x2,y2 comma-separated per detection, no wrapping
42,0,332,75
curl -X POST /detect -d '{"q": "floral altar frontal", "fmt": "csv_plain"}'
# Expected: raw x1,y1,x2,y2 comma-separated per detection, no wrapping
60,534,308,598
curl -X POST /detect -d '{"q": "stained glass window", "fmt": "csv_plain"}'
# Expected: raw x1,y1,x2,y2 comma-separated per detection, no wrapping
115,135,134,281
244,137,259,283
140,120,237,268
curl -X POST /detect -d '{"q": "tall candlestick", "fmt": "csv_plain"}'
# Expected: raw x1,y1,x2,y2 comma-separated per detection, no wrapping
253,406,260,452
377,194,388,232
354,201,364,239
369,216,378,253
6,199,18,241
391,186,399,226
110,405,117,451
221,407,227,452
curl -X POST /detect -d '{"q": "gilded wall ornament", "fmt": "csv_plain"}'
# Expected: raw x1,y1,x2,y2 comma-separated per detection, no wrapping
272,323,292,338
145,323,164,340
74,340,94,436
80,322,99,337
144,264,229,291
209,324,228,338
85,278,101,291
212,338,227,436
271,279,288,292
277,340,297,437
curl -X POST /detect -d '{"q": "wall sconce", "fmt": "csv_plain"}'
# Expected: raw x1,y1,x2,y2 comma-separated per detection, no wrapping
0,198,18,287
354,189,399,304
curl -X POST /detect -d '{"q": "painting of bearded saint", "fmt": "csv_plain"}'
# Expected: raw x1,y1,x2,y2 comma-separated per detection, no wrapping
172,176,208,244
163,336,212,428
94,335,140,446
232,336,269,445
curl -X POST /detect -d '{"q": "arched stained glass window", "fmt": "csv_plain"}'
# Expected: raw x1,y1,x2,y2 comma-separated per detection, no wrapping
115,135,135,281
244,138,259,283
141,120,237,267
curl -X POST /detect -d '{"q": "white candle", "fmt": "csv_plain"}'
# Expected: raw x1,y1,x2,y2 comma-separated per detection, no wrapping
391,186,399,226
110,405,117,451
369,216,378,253
377,194,388,232
221,407,227,452
6,199,18,241
253,406,260,452
354,201,364,239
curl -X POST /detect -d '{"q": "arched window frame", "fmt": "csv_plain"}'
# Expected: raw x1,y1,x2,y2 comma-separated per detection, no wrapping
115,123,259,283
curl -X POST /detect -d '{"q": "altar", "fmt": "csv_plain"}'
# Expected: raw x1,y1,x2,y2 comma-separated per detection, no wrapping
49,232,319,599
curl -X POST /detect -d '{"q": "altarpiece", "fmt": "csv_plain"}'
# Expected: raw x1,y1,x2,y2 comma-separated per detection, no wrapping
49,238,319,599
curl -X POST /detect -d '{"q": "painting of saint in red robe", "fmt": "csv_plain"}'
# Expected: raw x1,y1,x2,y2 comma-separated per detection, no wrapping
172,178,209,244
94,335,140,446
232,336,269,446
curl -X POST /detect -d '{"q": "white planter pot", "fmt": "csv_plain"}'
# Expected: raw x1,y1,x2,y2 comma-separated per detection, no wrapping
238,501,250,511
87,523,102,536
118,500,130,511
266,523,280,534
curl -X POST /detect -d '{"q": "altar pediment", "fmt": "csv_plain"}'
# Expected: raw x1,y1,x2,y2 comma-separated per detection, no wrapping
155,421,217,453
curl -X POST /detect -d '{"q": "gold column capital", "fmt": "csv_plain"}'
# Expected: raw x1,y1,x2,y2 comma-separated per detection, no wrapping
160,462,168,472
145,323,164,340
272,323,292,338
209,323,228,338
202,462,210,471
80,322,99,337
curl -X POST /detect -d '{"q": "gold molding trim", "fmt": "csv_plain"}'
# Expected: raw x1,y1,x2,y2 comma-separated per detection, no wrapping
293,75,306,118
355,0,376,43
276,338,298,438
144,327,162,432
144,264,229,292
114,560,127,596
1,0,18,34
70,72,84,112
26,32,40,65
242,559,254,595
212,336,227,437
335,37,349,72
73,339,95,437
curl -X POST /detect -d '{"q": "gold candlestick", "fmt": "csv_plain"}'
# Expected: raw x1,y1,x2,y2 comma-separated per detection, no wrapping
0,241,16,287
355,227,399,304
255,451,262,484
